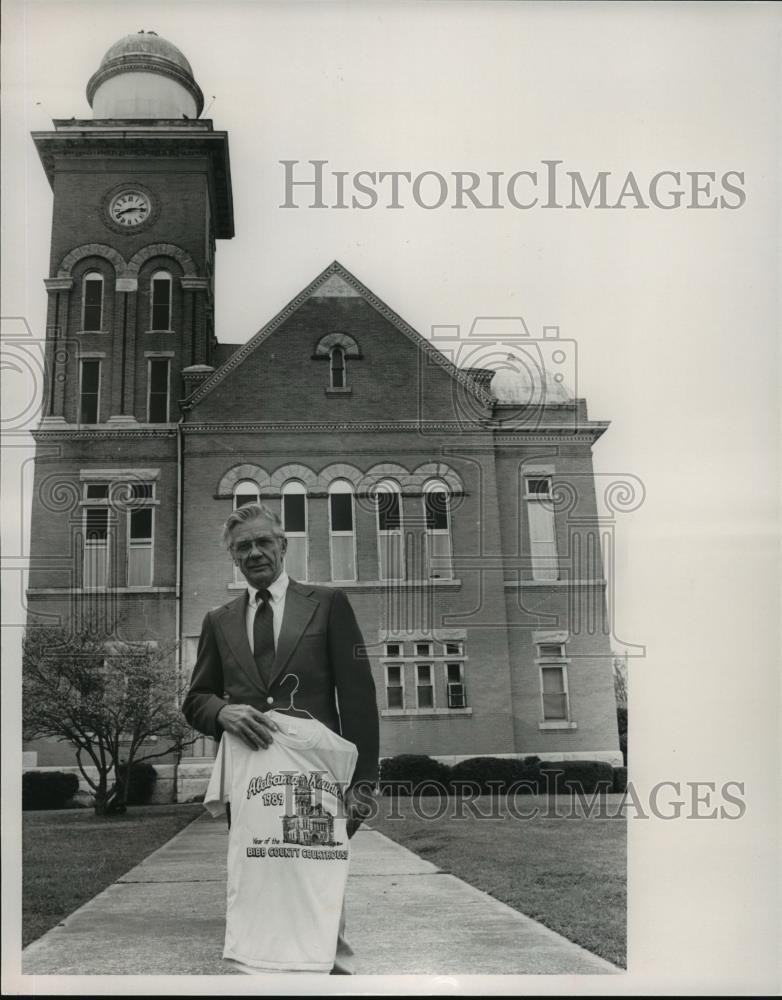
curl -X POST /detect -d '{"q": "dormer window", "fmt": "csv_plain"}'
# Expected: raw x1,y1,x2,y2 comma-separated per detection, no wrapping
314,332,361,393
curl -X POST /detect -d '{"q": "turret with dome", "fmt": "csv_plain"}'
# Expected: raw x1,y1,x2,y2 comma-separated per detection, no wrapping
87,30,204,119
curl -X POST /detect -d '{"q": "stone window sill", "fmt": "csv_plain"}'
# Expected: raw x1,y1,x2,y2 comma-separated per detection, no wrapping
381,708,473,718
538,720,578,730
325,387,352,396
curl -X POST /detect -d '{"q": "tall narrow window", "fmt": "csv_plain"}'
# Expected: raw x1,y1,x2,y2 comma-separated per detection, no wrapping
128,506,153,586
82,272,104,331
282,481,307,581
375,481,404,581
328,479,356,582
525,475,558,581
330,346,345,388
385,664,404,709
150,271,172,330
79,359,101,423
423,482,453,580
83,506,109,589
147,358,170,423
416,663,434,709
541,666,569,720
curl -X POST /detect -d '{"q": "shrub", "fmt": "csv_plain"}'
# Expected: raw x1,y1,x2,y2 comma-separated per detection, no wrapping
115,761,158,805
22,770,79,810
538,760,615,795
379,754,451,795
613,766,627,793
450,756,541,794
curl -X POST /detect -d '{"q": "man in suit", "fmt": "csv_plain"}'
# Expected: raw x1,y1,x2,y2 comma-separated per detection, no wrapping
182,501,379,974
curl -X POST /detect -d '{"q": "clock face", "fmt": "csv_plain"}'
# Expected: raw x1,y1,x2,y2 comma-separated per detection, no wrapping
109,190,152,228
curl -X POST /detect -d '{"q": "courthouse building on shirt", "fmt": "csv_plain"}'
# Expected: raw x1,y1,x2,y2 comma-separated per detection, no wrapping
24,31,622,780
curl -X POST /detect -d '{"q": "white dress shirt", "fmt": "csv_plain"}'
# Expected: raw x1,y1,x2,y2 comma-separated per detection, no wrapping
245,569,289,653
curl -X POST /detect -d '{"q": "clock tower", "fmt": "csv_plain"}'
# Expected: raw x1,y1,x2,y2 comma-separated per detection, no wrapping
26,31,233,652
33,29,233,427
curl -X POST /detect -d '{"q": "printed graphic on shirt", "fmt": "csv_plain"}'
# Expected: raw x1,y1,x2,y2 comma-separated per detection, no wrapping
244,771,348,860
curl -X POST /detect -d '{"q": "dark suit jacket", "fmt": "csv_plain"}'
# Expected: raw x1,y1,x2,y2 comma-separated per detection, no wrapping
182,580,379,787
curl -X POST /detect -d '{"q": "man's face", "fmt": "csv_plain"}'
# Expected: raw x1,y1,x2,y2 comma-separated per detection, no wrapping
229,515,287,590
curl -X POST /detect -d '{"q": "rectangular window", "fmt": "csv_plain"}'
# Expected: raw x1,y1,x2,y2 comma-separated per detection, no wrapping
445,640,463,656
79,359,100,423
147,358,170,423
541,666,568,720
416,663,434,709
446,662,466,708
83,278,103,331
329,492,356,582
415,642,432,657
385,643,401,657
538,642,565,659
127,507,153,586
525,477,553,500
386,664,404,709
527,488,558,582
85,483,109,500
83,507,109,589
424,490,453,580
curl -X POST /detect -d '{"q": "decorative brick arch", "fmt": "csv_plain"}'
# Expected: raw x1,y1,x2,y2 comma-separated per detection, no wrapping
270,464,318,490
217,464,271,496
57,243,126,278
316,463,363,491
126,243,197,278
361,462,413,492
413,462,464,493
313,332,361,357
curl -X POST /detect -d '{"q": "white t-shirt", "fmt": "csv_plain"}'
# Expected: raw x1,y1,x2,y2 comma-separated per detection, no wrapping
204,713,358,973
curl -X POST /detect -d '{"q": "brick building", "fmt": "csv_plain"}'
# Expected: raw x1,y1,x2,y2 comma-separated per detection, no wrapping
24,31,620,782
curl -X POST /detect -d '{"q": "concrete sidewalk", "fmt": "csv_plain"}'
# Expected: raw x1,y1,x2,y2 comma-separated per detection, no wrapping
23,813,619,976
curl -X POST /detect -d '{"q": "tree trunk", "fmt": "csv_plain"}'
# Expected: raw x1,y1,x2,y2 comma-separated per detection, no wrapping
93,772,109,815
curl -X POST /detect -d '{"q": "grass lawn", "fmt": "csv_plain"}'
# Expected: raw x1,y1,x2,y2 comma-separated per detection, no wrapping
368,793,626,967
23,803,203,947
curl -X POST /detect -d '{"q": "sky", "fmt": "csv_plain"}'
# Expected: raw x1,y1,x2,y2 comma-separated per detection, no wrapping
1,1,780,993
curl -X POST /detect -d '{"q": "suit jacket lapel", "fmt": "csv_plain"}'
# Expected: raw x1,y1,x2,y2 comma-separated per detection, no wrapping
215,592,267,695
268,581,319,689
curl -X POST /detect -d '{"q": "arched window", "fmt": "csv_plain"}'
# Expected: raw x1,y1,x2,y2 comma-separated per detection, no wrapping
150,271,172,331
233,480,261,583
423,481,453,580
82,271,104,331
233,480,260,509
330,346,346,388
282,480,308,581
328,479,356,582
374,480,404,582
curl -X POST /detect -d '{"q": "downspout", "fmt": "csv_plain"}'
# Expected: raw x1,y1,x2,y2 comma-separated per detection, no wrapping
172,411,185,802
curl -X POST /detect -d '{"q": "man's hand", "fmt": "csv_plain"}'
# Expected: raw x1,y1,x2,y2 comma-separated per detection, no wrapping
345,783,376,838
217,704,278,750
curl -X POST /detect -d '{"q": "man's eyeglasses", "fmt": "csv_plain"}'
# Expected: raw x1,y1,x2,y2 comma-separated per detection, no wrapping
231,535,282,556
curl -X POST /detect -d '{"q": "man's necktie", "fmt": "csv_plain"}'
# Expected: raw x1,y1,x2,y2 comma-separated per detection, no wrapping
253,589,275,685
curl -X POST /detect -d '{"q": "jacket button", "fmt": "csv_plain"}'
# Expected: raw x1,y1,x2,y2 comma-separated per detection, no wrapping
266,696,274,705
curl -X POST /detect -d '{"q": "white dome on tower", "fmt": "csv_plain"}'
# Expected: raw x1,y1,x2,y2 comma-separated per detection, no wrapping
488,354,573,405
87,30,204,120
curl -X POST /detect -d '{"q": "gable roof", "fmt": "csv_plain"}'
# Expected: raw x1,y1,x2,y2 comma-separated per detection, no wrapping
182,260,493,410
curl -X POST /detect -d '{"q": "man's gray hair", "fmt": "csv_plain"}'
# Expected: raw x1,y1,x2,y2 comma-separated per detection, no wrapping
222,503,285,549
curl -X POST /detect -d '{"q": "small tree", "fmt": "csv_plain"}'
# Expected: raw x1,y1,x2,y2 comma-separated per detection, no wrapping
23,623,198,816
